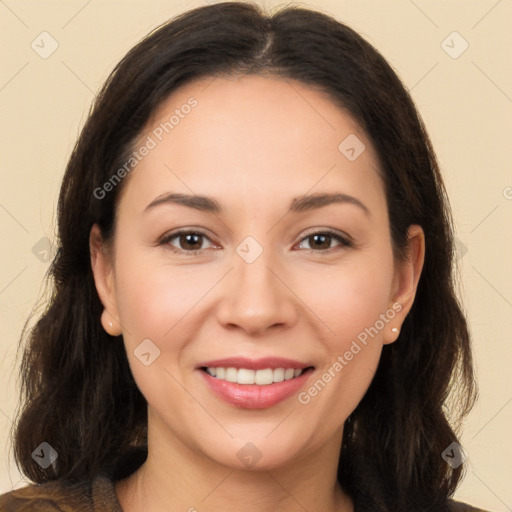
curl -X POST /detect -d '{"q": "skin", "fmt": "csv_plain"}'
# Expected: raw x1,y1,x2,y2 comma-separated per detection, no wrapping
90,74,425,512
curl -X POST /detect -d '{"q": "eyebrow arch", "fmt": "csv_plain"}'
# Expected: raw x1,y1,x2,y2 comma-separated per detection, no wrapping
144,193,222,214
290,193,370,216
144,192,370,216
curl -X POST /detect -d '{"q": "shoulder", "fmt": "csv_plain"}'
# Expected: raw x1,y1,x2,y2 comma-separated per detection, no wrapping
447,498,493,512
0,473,121,512
0,448,145,512
0,478,92,511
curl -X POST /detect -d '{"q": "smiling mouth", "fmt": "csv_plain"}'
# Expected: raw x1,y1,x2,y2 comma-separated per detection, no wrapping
200,366,314,385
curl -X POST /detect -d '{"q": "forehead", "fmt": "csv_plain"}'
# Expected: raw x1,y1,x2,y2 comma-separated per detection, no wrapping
118,74,385,217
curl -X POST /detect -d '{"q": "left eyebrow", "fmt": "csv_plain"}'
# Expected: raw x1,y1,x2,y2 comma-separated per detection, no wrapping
289,193,370,217
143,191,370,217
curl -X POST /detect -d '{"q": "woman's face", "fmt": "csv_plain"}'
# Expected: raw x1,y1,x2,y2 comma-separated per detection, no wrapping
91,74,422,471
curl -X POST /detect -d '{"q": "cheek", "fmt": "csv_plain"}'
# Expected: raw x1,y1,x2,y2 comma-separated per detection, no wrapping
301,255,394,344
112,254,210,407
113,251,213,344
294,253,394,419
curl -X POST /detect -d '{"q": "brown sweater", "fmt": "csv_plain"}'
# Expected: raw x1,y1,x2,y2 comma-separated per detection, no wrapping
0,449,492,512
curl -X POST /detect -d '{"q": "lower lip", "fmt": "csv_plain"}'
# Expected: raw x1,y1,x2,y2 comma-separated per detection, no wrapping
199,369,313,409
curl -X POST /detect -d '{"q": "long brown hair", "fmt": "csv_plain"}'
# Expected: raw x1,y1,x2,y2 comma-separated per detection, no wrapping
12,3,476,511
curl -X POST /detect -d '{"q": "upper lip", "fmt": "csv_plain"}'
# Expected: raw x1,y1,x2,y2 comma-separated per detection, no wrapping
197,357,312,371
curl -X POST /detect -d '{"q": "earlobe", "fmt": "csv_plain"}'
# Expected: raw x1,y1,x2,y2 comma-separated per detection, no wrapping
383,225,425,344
89,224,122,335
101,309,123,337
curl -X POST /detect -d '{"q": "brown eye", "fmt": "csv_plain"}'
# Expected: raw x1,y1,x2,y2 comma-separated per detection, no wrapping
297,231,351,252
308,234,333,250
178,233,203,251
161,230,214,253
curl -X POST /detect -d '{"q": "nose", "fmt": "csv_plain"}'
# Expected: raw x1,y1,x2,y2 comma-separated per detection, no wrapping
215,250,298,336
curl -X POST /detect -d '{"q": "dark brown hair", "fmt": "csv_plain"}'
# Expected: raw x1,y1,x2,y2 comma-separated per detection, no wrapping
12,2,477,511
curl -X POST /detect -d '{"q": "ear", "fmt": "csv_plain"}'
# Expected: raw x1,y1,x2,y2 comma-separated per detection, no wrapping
89,223,122,336
383,224,425,344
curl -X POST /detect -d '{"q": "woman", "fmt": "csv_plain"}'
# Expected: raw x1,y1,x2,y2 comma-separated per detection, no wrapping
0,2,490,511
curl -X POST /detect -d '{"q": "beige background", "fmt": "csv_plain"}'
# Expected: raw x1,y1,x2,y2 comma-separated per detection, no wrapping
1,0,511,510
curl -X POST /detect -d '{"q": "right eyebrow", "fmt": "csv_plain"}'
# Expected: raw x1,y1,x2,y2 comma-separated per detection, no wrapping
144,193,222,214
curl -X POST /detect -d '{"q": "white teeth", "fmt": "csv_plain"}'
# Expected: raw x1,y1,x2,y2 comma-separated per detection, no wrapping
273,368,285,382
204,366,306,385
284,368,295,380
225,367,237,383
237,369,255,385
255,368,273,385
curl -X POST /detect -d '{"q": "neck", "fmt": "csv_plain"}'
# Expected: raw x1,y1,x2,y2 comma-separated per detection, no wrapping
116,412,353,512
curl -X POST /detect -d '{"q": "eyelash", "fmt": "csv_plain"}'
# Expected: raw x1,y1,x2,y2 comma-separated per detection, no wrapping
158,229,353,255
